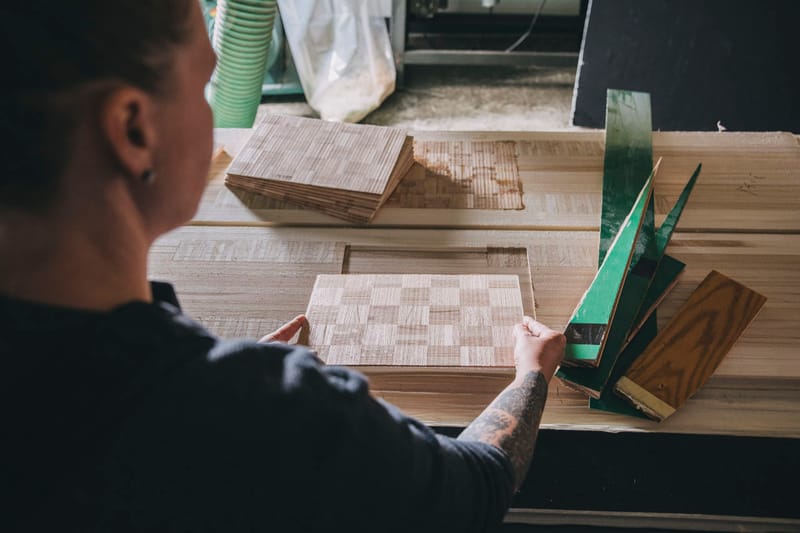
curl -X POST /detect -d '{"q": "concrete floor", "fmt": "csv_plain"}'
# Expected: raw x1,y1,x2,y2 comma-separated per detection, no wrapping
258,64,578,131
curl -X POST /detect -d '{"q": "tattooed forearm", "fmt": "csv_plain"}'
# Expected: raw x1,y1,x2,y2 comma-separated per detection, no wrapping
458,371,548,491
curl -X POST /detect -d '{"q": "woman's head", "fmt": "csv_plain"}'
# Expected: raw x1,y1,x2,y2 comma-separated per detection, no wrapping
0,0,215,235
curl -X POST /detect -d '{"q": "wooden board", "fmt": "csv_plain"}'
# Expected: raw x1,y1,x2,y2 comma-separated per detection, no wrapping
557,91,659,396
591,258,686,415
305,274,522,367
559,175,653,368
655,163,702,253
147,224,800,437
150,127,800,439
225,115,414,223
599,89,654,265
201,129,800,231
558,159,699,397
619,164,699,345
589,313,657,419
558,226,658,396
625,254,685,347
615,270,767,421
385,140,524,209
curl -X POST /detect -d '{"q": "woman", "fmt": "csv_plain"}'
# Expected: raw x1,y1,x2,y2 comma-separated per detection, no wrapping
0,1,564,531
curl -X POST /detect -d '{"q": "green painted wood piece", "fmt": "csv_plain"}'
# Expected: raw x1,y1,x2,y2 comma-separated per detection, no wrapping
589,254,686,418
656,163,702,253
559,174,654,367
598,89,653,267
626,254,686,346
559,90,700,397
589,313,658,419
559,159,705,396
623,163,699,345
590,255,687,416
562,160,700,393
560,89,656,391
557,189,658,396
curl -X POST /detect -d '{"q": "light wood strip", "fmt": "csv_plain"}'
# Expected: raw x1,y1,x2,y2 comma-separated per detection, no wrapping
204,129,800,231
371,376,800,437
149,227,800,380
505,509,800,532
615,377,677,420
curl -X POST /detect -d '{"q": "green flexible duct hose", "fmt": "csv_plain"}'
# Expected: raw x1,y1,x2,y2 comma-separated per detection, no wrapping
208,0,277,127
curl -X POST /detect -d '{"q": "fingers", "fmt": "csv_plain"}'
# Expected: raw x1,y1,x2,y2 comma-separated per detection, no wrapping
274,315,307,341
513,316,566,383
514,317,548,342
522,317,565,346
522,316,549,337
260,315,307,343
513,323,533,342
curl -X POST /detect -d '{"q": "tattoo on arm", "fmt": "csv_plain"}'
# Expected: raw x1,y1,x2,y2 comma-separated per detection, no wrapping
458,371,548,491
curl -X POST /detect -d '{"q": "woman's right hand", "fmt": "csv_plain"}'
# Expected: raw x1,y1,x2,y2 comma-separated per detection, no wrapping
512,316,565,383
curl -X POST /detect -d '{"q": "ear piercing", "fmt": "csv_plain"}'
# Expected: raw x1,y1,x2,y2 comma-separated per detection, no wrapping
141,169,156,185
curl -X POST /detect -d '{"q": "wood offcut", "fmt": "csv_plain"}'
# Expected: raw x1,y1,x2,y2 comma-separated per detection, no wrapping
558,174,653,371
561,160,701,399
599,89,654,266
615,270,767,421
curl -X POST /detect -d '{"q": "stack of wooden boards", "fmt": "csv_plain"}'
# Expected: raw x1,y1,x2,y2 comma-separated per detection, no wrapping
225,114,414,224
556,89,767,421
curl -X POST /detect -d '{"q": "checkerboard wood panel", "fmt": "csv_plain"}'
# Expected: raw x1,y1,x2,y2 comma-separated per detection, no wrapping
306,274,523,367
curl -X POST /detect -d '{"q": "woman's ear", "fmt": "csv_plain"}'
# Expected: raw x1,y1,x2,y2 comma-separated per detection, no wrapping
99,87,159,183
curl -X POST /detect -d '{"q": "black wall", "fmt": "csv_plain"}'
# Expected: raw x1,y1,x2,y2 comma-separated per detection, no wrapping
572,0,800,132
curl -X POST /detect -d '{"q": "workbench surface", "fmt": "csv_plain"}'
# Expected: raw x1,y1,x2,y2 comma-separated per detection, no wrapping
147,127,800,439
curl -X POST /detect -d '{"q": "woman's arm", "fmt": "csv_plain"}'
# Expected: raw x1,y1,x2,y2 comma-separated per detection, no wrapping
459,317,565,491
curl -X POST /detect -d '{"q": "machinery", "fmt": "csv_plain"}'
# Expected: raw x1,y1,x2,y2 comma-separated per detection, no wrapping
392,0,586,83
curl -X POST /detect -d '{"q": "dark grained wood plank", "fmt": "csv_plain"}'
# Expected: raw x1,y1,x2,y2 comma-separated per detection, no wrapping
615,270,767,420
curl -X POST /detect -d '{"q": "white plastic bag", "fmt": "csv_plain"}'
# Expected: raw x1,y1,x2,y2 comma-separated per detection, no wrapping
276,0,396,123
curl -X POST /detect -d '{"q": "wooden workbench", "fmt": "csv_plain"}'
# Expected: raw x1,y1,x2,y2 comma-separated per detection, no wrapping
148,128,800,439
